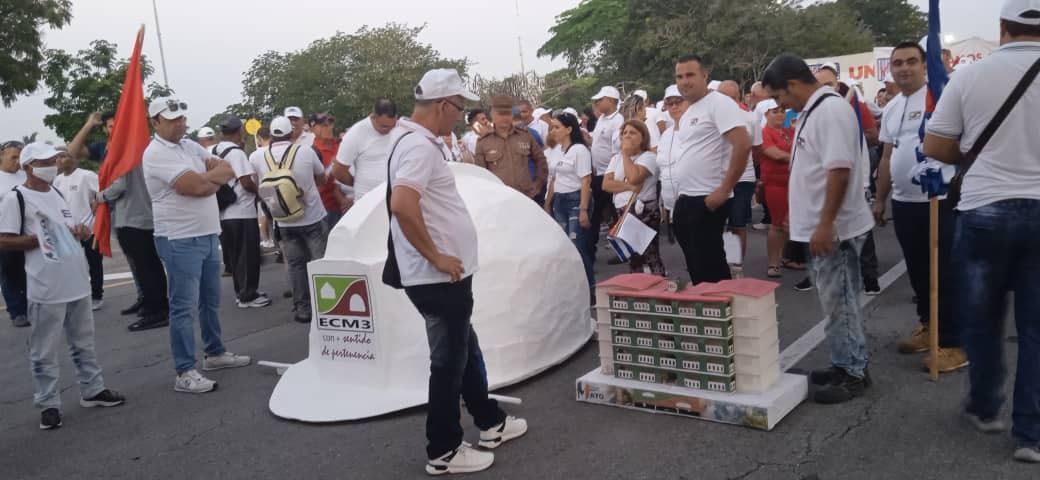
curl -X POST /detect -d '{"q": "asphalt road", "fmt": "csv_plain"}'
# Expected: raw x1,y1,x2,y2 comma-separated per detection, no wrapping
0,207,1032,480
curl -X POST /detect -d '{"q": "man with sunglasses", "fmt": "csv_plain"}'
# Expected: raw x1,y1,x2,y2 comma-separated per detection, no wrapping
0,140,29,327
390,69,527,475
142,97,251,394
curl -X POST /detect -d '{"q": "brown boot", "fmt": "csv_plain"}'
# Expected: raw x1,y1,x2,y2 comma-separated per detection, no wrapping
922,348,970,373
897,325,930,354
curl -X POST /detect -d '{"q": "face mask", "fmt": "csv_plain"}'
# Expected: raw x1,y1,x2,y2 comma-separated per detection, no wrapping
32,166,58,184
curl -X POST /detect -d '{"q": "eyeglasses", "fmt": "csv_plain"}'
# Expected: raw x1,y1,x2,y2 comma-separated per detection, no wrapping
664,99,684,106
1,141,24,151
442,98,464,112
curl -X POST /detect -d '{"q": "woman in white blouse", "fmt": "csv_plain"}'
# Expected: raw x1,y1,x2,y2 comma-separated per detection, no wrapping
543,112,595,291
601,120,666,275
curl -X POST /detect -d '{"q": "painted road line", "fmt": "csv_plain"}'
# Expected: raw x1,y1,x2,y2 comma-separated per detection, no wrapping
779,260,908,371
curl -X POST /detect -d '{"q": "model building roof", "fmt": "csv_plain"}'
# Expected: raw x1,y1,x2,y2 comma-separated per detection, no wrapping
687,279,780,298
597,273,666,291
609,280,732,303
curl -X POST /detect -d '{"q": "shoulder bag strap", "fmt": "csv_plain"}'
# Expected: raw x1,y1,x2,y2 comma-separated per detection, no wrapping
385,131,415,219
789,92,840,165
960,56,1040,169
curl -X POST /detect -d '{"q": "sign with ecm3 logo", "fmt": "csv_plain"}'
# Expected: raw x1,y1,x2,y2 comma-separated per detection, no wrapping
312,275,376,362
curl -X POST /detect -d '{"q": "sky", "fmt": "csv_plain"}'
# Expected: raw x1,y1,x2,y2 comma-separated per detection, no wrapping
1,0,1004,144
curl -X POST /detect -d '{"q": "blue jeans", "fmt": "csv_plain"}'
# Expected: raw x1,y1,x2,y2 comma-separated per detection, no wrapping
28,297,105,409
404,277,506,459
155,234,225,374
809,234,869,378
552,190,595,288
954,200,1040,448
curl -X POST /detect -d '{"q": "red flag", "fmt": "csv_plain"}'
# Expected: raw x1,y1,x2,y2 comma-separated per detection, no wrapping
93,26,151,257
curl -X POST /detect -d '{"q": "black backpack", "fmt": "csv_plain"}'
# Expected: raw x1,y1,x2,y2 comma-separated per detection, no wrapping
211,145,240,211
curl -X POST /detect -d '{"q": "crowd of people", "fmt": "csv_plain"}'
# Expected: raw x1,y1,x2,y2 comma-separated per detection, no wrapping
0,0,1037,471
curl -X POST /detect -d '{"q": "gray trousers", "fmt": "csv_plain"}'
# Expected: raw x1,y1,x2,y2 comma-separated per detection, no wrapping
280,221,329,319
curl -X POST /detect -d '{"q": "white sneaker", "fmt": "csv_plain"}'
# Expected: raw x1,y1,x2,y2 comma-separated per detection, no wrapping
237,295,272,308
202,352,251,371
1014,446,1040,463
478,416,528,449
751,222,769,231
174,369,217,393
91,299,104,311
260,240,275,249
426,442,493,476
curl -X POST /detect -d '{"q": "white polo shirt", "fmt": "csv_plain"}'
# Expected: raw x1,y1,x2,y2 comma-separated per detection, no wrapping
788,86,875,243
591,110,623,175
211,142,258,220
388,118,478,287
335,116,394,201
927,41,1040,211
879,85,929,203
673,91,748,198
142,136,221,240
250,141,326,228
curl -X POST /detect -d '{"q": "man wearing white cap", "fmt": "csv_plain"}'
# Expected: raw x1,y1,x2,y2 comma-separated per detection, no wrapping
589,85,624,252
284,106,315,148
530,107,551,142
656,85,689,219
923,0,1040,463
387,69,527,475
196,127,217,149
0,140,29,327
0,142,126,430
142,97,251,394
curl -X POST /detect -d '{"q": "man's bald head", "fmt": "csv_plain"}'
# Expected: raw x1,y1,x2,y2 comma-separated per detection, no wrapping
717,80,741,102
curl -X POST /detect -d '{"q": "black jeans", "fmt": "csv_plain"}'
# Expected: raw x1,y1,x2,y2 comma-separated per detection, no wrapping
892,199,959,347
0,250,27,318
219,218,262,302
673,195,733,284
404,277,505,459
860,230,879,281
81,239,104,300
116,227,168,314
589,174,612,254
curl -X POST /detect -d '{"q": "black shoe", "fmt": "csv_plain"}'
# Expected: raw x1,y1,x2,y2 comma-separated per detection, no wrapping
813,367,870,404
120,299,143,316
809,366,873,387
275,252,284,264
11,315,29,328
293,316,312,324
39,408,62,430
128,314,169,332
864,278,881,295
80,389,126,408
794,278,813,292
282,290,293,299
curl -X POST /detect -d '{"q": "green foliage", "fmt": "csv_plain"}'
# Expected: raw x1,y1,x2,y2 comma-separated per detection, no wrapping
837,0,928,46
41,40,168,142
238,23,468,133
21,132,38,144
0,0,72,106
540,69,601,112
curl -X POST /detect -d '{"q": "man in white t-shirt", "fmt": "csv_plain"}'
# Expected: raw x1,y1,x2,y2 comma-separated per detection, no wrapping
529,106,551,143
923,1,1040,461
332,99,399,201
762,54,875,405
196,127,217,150
671,56,752,284
0,140,29,327
251,116,327,323
656,85,690,221
0,142,125,430
211,116,270,310
873,42,964,372
749,81,774,228
717,80,762,268
389,69,527,475
285,106,315,148
589,85,625,253
634,89,667,136
142,97,251,394
461,108,489,157
53,148,103,311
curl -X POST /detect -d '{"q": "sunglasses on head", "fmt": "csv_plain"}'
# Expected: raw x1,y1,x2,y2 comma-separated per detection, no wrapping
164,100,187,112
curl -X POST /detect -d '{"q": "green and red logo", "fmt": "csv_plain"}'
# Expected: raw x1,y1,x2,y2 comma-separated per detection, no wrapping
313,275,373,332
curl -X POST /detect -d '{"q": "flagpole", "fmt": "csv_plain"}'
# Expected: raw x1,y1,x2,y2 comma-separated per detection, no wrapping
151,0,170,88
929,197,939,381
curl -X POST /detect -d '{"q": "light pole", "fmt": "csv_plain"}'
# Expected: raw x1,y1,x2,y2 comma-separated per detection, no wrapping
151,0,170,89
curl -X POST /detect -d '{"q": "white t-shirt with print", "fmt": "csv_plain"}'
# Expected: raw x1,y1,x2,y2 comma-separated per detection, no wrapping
552,144,593,195
591,111,623,175
0,187,90,303
388,118,479,287
52,168,98,227
546,145,562,181
673,91,749,197
608,151,658,208
250,141,326,228
142,136,221,240
926,42,1040,211
211,142,258,220
879,86,929,203
737,109,760,183
788,87,875,243
335,116,394,201
657,126,681,211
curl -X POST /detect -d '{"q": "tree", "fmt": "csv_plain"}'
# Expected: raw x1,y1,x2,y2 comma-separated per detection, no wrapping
838,0,927,46
0,0,72,106
238,23,468,132
40,40,168,143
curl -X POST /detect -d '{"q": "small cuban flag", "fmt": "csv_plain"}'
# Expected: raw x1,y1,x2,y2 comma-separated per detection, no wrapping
608,237,636,263
910,0,958,197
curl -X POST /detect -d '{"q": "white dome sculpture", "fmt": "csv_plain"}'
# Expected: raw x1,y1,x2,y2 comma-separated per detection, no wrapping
268,162,593,422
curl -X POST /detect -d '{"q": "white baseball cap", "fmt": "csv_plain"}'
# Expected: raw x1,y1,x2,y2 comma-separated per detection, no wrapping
759,99,780,111
414,69,479,101
19,142,61,166
591,86,620,101
1002,0,1040,25
197,127,215,139
562,107,579,117
664,84,681,99
532,107,550,119
148,97,187,120
707,80,722,91
284,106,304,119
818,62,840,75
633,89,649,101
270,116,293,137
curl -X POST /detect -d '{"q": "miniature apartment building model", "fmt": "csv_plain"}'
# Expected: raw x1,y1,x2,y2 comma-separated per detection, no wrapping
595,274,781,394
